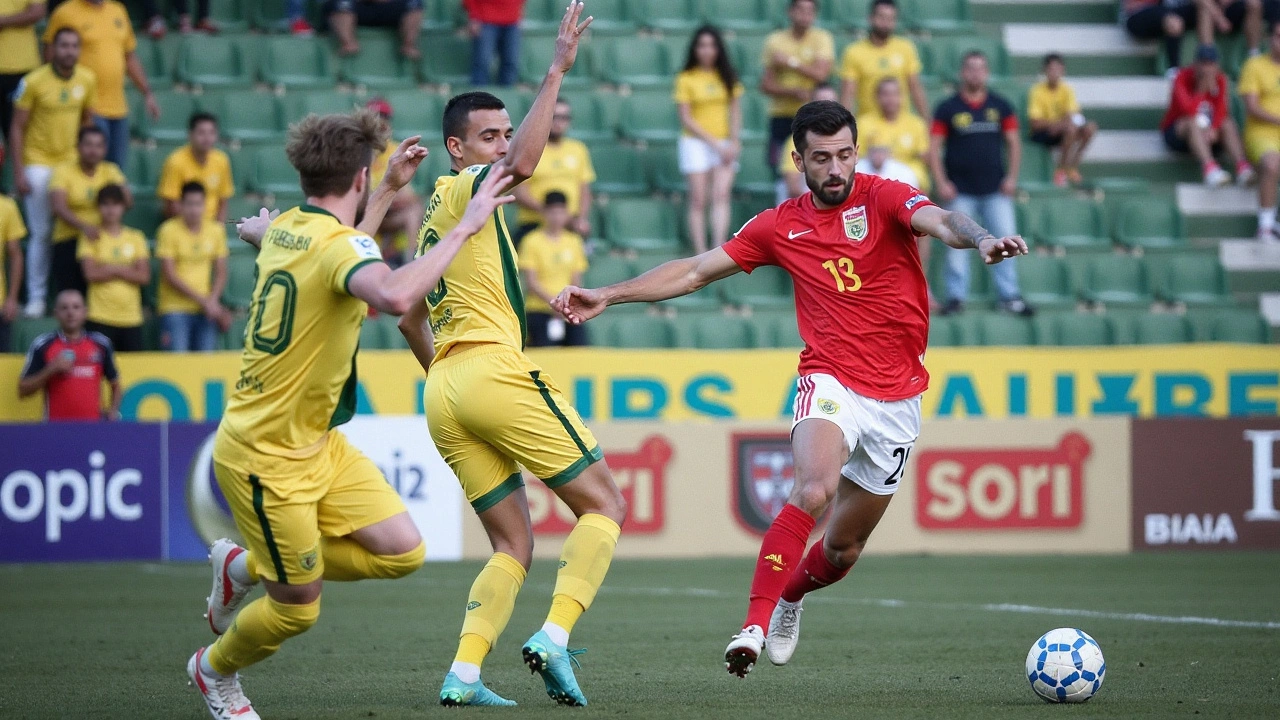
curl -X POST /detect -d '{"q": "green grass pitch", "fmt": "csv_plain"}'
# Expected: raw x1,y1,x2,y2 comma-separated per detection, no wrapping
2,553,1277,719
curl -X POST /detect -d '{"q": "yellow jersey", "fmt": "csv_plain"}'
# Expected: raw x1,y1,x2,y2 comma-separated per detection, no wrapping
77,225,148,327
370,139,396,186
220,205,385,460
12,64,96,167
0,194,28,302
516,139,596,226
1027,80,1080,124
518,228,587,314
155,216,229,315
673,68,744,141
1238,54,1280,135
856,111,931,192
778,136,799,177
761,27,835,117
417,164,525,359
43,0,135,119
839,36,923,115
48,160,126,241
157,145,236,220
0,0,41,75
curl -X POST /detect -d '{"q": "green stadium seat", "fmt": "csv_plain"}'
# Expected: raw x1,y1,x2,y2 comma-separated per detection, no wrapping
903,0,974,34
1018,139,1056,192
249,146,300,196
133,37,173,91
261,36,336,89
1015,254,1075,310
927,316,956,347
584,255,634,288
359,315,389,349
176,35,253,88
732,32,770,82
207,92,285,144
734,142,776,194
1034,197,1111,251
636,0,703,32
247,0,290,31
583,313,616,345
287,91,362,120
740,93,768,143
206,0,250,32
822,0,875,31
576,0,638,34
604,198,682,252
719,265,792,309
520,36,594,88
420,0,459,32
520,0,563,34
381,91,444,141
1047,313,1113,346
674,313,758,349
928,36,1010,81
1161,254,1232,307
976,313,1036,346
123,196,163,238
611,314,676,348
561,94,614,142
588,144,648,196
135,91,201,143
341,34,418,89
1081,255,1153,308
1113,198,1186,251
704,0,775,32
223,253,258,309
767,312,803,347
1209,310,1270,342
10,316,57,353
628,253,720,310
620,92,680,142
597,38,673,89
647,142,684,192
124,145,161,196
222,316,248,350
1131,313,1192,344
419,32,476,85
413,148,453,194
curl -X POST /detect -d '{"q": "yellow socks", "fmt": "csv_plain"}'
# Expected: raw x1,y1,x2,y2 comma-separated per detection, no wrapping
206,596,320,675
545,513,621,637
453,552,527,673
320,537,425,582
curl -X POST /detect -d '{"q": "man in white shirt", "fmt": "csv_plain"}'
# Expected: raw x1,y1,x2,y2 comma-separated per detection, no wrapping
855,145,919,187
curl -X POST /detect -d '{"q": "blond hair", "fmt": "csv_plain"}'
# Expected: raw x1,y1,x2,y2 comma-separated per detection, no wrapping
285,108,389,198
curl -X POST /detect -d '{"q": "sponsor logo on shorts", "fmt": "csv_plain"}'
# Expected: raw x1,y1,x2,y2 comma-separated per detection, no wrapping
467,601,481,611
817,398,839,415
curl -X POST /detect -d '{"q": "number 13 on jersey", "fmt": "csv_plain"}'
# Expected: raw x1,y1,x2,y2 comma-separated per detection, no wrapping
822,257,862,293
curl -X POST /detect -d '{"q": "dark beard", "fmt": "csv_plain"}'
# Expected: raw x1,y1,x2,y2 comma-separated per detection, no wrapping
871,28,890,41
807,174,853,206
549,131,564,142
354,183,370,227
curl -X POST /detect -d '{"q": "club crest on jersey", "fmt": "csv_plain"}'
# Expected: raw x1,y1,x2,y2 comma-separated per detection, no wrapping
843,206,868,242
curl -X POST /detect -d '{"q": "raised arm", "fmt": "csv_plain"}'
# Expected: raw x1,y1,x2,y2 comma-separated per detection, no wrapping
910,204,1027,264
358,135,429,237
552,247,742,324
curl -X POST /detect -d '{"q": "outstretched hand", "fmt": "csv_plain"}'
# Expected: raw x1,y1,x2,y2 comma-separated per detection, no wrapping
551,285,607,325
381,136,429,192
551,1,594,75
457,165,516,237
236,208,279,249
978,235,1029,265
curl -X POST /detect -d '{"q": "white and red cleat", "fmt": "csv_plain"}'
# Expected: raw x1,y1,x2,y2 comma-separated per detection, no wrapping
724,625,765,678
206,538,253,635
187,647,260,720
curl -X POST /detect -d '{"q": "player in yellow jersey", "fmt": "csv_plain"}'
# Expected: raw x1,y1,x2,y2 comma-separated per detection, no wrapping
184,108,515,720
399,2,625,708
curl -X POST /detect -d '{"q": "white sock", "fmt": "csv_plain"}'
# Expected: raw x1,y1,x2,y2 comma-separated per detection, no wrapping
1260,208,1276,234
200,651,229,679
228,552,254,585
541,622,570,647
450,661,481,684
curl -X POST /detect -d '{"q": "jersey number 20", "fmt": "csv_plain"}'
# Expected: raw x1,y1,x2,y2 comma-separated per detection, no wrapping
419,228,449,306
249,269,297,354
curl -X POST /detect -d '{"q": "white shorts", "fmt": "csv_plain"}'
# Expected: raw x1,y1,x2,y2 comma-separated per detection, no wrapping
678,136,736,175
791,373,922,496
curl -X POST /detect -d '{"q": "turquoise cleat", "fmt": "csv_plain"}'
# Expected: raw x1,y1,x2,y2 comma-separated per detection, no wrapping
521,630,589,706
438,672,517,707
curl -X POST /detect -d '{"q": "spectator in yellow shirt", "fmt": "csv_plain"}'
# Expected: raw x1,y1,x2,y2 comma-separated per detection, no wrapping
520,191,588,348
1028,53,1097,187
761,0,834,179
1240,22,1280,242
157,112,234,222
778,84,839,201
838,0,928,117
9,27,95,318
156,181,230,351
0,191,26,351
43,0,160,167
366,96,423,266
857,76,931,192
512,97,596,242
0,0,46,148
48,125,129,297
675,25,744,253
77,183,149,351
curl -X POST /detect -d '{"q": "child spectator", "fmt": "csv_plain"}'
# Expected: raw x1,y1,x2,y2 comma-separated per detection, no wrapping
520,191,587,348
156,181,230,351
1028,53,1098,187
77,184,149,351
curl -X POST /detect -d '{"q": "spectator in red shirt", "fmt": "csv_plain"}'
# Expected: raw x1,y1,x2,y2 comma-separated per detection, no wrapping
466,0,524,86
17,288,122,421
1161,44,1254,186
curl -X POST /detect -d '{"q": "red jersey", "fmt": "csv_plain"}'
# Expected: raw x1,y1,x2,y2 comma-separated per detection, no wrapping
1161,66,1228,131
723,174,934,401
464,0,523,25
20,330,118,420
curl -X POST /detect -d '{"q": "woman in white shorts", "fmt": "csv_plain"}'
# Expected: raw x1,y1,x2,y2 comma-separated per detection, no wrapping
673,25,744,253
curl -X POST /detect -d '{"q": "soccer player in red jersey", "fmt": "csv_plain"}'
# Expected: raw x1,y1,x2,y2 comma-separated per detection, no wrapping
552,100,1027,677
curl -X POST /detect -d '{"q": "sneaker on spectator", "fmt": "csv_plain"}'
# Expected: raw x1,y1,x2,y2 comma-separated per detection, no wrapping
196,18,219,34
940,299,964,316
1066,168,1084,185
1257,226,1280,244
291,18,315,36
1053,168,1069,187
1164,66,1180,80
146,15,167,39
1204,165,1231,187
1236,164,1256,186
998,298,1035,317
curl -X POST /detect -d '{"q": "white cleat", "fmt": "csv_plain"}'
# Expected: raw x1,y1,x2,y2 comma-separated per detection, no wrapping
1204,167,1231,187
766,598,804,666
187,647,260,720
206,538,253,635
724,624,765,678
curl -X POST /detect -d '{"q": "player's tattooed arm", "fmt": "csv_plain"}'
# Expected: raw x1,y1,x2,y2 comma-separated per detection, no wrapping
912,205,1028,265
940,210,993,249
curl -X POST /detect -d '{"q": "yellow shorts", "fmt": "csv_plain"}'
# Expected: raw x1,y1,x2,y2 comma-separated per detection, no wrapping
212,428,407,585
424,344,602,513
1245,127,1280,164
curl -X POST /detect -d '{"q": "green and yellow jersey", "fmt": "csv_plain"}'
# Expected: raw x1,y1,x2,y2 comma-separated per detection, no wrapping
415,164,525,360
219,205,383,462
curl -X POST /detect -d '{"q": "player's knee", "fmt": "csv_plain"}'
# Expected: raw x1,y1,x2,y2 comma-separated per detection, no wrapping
788,480,833,517
822,537,866,569
268,596,322,638
493,533,534,570
372,541,425,579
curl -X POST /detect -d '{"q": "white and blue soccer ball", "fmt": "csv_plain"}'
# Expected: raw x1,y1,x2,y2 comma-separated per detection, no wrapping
1025,628,1106,703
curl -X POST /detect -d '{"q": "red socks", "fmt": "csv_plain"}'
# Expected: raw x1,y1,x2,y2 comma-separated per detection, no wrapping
744,504,815,630
781,537,852,603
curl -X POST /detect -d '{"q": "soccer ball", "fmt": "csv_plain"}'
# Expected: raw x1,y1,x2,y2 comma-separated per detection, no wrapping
1025,628,1106,703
